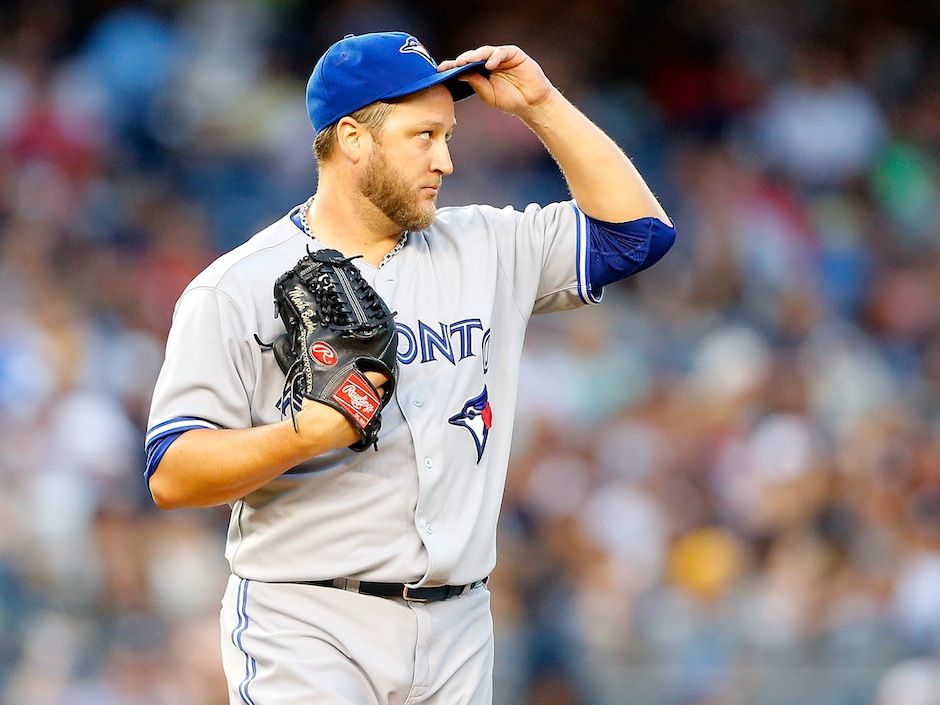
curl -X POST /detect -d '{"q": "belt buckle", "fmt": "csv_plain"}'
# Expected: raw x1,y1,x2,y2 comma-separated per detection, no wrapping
401,585,429,603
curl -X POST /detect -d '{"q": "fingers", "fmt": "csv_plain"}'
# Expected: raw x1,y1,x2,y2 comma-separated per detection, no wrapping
438,45,494,72
438,45,521,72
364,371,389,396
484,45,521,71
456,71,491,97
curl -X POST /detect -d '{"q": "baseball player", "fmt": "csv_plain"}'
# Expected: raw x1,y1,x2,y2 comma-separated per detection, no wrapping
146,32,675,705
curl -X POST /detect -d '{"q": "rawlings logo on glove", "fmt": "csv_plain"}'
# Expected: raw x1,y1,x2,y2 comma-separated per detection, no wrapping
256,247,398,452
311,342,337,366
333,373,381,426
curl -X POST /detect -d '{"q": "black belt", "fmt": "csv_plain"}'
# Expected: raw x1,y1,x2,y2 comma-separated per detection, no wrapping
306,577,488,603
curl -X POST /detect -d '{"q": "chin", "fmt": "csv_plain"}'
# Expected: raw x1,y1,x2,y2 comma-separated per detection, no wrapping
408,206,436,231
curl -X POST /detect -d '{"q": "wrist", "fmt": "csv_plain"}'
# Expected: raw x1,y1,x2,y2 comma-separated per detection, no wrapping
517,86,564,127
288,401,360,457
278,412,329,460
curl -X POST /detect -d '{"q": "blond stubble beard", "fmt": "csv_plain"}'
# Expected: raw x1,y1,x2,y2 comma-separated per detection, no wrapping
357,145,437,232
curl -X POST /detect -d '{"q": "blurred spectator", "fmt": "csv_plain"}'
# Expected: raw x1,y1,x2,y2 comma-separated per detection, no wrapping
757,40,886,187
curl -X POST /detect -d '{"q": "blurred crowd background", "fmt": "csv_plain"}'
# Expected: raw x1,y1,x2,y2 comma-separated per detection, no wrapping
2,0,940,703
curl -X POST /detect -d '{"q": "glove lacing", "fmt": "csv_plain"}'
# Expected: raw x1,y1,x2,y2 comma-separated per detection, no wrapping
306,252,396,338
254,332,305,432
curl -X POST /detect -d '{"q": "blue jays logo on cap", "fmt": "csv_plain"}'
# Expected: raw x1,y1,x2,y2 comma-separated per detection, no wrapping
305,31,487,134
448,386,493,464
399,37,436,67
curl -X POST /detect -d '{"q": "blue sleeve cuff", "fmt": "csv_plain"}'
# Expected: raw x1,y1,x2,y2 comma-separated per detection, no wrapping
585,215,676,293
144,417,219,481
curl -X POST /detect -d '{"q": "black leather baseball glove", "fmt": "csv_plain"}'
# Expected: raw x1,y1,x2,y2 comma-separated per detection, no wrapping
259,248,398,451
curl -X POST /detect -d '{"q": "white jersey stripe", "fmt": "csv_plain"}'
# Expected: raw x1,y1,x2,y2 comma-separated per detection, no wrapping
571,203,602,305
145,417,220,446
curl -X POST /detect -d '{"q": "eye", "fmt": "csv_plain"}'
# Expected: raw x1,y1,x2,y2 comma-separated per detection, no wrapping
417,131,433,140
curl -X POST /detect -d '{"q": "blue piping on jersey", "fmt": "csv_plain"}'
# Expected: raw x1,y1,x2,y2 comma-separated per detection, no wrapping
585,214,676,293
290,207,303,231
232,578,258,705
570,203,603,304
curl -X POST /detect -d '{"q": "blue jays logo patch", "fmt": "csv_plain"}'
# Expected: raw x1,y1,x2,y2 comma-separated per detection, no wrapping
399,37,437,67
448,386,493,464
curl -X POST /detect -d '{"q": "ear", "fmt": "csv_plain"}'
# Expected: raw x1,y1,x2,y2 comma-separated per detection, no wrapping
335,117,370,163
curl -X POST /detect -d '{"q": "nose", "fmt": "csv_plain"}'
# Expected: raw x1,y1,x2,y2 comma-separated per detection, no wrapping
431,139,453,177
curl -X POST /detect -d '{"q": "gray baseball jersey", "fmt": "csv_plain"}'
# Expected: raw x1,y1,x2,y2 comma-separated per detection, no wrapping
147,199,598,587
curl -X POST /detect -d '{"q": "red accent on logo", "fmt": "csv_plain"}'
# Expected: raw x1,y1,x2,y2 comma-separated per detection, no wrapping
332,372,381,428
310,342,337,366
482,402,493,428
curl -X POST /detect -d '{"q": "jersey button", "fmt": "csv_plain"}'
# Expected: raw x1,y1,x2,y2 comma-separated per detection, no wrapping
425,523,434,535
412,400,423,407
424,457,433,469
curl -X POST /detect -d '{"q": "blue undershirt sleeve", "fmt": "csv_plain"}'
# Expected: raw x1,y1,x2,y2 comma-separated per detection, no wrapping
585,215,676,294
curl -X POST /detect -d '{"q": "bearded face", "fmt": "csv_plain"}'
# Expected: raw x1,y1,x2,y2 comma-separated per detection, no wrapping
358,142,437,232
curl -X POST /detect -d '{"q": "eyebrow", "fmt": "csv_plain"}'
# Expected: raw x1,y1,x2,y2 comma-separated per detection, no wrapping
415,120,457,133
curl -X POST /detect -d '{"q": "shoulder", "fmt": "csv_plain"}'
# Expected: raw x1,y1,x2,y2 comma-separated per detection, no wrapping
432,203,504,228
430,201,573,231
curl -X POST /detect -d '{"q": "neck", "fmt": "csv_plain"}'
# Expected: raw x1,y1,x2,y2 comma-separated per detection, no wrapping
305,172,404,267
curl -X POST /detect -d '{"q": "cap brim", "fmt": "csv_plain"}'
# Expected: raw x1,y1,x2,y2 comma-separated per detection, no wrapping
381,59,489,104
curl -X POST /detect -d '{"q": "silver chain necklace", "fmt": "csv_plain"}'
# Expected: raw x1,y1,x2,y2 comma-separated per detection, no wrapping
299,195,407,269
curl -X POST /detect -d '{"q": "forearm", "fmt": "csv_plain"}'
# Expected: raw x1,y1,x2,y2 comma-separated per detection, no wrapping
520,89,670,224
149,406,357,509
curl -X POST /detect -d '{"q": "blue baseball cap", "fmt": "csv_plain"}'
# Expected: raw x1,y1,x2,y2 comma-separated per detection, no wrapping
306,32,487,133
